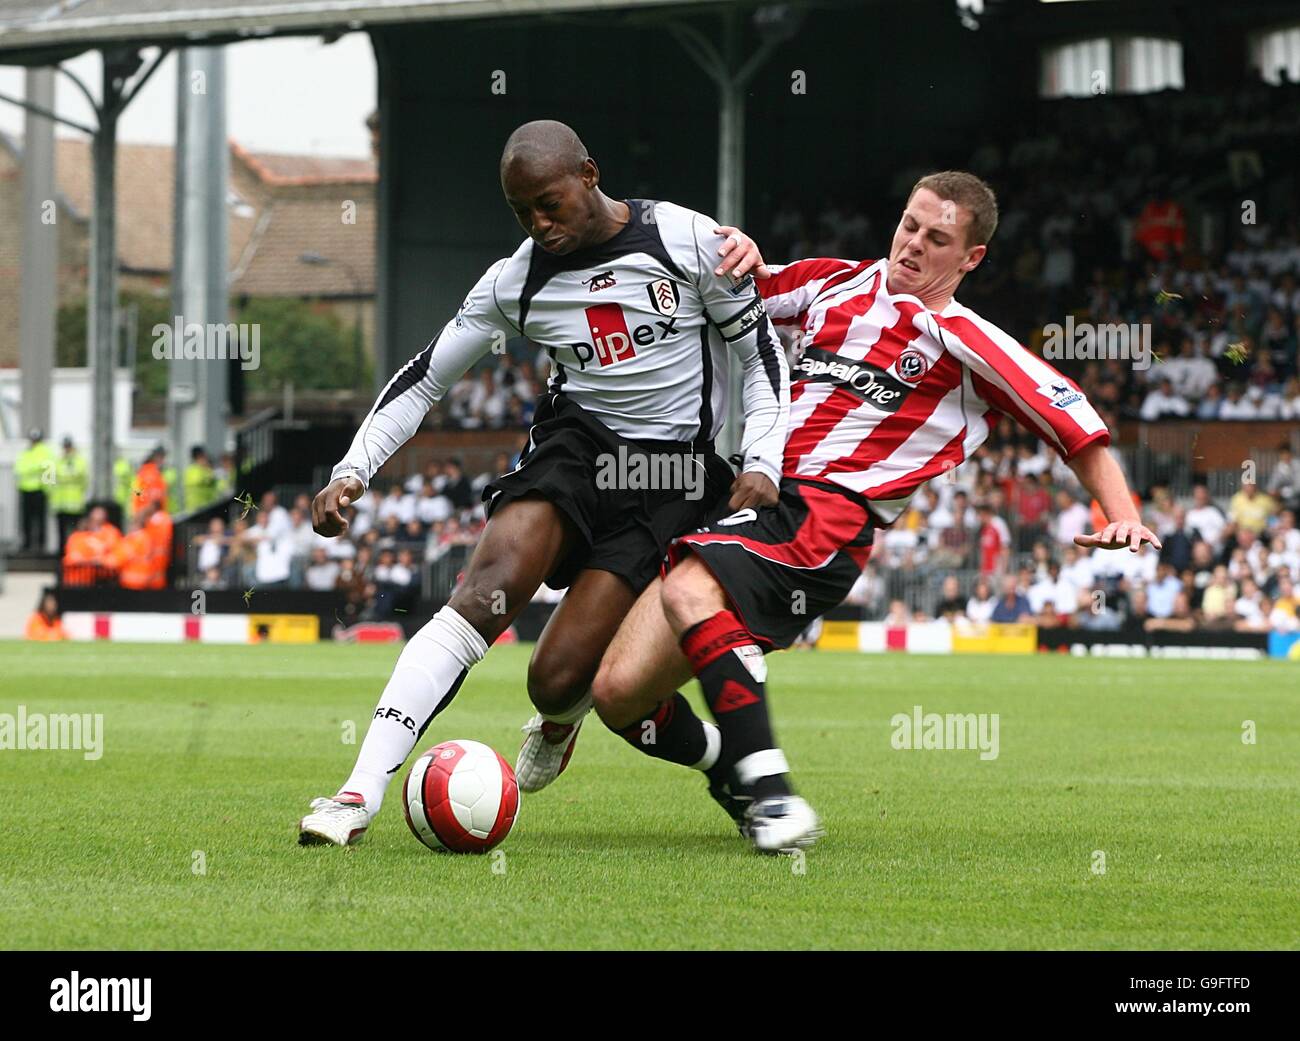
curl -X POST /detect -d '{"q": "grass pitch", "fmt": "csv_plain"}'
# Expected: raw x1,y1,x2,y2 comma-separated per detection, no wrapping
1,641,1296,950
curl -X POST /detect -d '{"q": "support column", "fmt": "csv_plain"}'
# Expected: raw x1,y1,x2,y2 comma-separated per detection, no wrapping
18,67,56,440
670,8,792,460
170,46,230,476
88,62,120,501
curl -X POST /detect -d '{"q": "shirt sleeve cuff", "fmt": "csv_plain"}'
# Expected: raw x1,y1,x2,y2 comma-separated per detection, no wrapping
741,458,783,489
1060,428,1111,463
330,465,369,491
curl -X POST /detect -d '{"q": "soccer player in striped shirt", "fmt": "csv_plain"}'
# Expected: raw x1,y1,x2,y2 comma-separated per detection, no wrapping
582,171,1161,852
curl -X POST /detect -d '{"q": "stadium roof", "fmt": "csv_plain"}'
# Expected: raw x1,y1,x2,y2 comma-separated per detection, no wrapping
0,0,691,60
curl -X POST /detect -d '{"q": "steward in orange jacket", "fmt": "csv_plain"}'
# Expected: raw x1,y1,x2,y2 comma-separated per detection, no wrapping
61,507,123,585
111,522,159,590
133,450,168,518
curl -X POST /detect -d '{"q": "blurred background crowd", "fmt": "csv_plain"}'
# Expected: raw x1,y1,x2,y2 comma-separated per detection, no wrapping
22,77,1300,638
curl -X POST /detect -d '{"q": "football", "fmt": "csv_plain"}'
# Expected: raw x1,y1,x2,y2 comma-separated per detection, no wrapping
402,739,520,853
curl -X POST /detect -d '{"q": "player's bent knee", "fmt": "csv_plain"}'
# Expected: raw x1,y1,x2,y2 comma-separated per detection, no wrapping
525,653,593,716
661,558,724,630
591,660,640,730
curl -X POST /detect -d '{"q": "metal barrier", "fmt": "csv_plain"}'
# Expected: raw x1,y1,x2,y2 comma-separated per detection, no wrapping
59,563,120,588
422,543,471,604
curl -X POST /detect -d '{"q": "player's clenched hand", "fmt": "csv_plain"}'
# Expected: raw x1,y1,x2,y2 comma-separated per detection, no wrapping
713,226,772,280
728,472,778,511
1074,521,1162,553
312,476,364,537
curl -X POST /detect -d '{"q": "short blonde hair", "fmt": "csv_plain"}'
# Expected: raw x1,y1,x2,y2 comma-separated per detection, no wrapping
909,171,999,247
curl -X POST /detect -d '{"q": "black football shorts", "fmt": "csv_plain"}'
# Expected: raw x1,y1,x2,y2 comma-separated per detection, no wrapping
484,392,735,591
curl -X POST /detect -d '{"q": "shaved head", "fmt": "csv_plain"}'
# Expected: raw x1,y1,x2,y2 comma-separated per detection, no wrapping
500,120,624,255
500,119,588,181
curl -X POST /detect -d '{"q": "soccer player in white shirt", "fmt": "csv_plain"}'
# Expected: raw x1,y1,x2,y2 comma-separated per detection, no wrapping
298,120,788,846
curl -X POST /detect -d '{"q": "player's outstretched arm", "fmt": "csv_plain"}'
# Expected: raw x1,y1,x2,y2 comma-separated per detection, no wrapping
934,312,1155,552
1067,442,1162,553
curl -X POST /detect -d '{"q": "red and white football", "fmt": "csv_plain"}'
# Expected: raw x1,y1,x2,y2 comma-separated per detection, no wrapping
402,739,520,853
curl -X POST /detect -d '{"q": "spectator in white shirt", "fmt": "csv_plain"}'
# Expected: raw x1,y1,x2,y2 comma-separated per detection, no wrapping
965,577,997,624
259,491,292,541
1028,562,1079,618
1015,443,1051,478
1233,579,1265,626
376,486,418,526
1053,489,1091,546
376,486,404,525
1060,543,1096,593
1266,446,1298,508
1186,485,1227,549
287,507,316,558
928,488,976,532
195,517,228,574
322,530,357,560
1145,562,1184,618
415,482,453,525
1140,378,1192,421
392,548,417,588
1219,384,1260,419
1165,340,1217,399
1283,377,1300,420
254,533,294,586
304,548,341,591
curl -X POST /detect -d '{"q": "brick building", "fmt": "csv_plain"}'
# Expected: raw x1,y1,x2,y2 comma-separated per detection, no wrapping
0,133,376,369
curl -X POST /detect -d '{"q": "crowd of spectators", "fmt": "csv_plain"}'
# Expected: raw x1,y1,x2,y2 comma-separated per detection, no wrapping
748,81,1300,636
441,355,540,430
839,432,1300,635
761,81,1300,424
155,80,1300,644
190,453,516,622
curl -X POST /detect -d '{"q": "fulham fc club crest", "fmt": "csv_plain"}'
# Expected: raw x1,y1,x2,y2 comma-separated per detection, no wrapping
647,278,680,317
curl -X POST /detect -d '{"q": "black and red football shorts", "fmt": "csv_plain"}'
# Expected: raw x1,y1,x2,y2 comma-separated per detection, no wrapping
665,477,876,649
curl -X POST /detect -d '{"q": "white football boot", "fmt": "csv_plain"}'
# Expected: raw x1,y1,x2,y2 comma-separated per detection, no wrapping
742,795,823,854
515,705,589,793
298,792,370,846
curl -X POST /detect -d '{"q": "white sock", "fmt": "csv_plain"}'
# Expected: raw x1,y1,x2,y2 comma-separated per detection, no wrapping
340,606,488,815
541,689,593,725
692,721,722,772
733,748,790,786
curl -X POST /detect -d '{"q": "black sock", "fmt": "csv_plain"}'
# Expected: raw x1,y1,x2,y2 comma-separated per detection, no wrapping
610,693,722,774
681,610,792,800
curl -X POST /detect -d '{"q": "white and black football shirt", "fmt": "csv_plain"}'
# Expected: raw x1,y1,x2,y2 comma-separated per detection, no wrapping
332,199,789,489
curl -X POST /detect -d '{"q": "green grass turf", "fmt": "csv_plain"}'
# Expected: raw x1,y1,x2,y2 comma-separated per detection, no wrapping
0,641,1297,950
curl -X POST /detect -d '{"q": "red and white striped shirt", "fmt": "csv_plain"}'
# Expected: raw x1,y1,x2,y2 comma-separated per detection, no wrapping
761,257,1109,524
